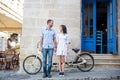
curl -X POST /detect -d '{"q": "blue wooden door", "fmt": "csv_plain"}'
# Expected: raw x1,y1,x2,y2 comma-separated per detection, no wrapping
107,0,117,54
81,0,96,52
82,0,117,54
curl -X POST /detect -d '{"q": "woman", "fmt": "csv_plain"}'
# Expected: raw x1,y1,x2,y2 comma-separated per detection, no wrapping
7,38,12,49
7,38,16,49
7,38,16,54
56,25,69,76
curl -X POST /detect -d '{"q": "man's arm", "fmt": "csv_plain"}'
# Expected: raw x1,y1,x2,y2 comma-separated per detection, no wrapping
40,37,43,52
53,38,57,52
54,38,57,48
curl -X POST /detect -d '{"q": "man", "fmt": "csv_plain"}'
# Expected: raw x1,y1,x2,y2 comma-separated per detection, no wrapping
40,19,57,78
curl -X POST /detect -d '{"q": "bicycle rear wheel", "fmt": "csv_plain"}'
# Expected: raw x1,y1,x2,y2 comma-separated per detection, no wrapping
75,53,94,72
23,55,42,75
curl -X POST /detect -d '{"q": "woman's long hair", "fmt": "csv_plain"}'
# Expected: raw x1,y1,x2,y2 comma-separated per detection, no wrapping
60,25,67,34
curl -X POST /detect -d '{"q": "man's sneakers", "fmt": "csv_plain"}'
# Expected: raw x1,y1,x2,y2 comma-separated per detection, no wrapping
42,74,47,78
59,72,64,77
42,74,52,78
47,74,52,78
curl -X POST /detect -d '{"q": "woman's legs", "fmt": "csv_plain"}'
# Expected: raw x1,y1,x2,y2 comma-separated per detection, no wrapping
58,56,62,72
61,56,65,73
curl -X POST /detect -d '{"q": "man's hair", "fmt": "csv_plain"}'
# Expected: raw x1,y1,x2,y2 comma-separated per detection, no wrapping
47,19,53,24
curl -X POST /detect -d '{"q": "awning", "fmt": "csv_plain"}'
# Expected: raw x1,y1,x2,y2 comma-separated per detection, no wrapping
0,14,22,33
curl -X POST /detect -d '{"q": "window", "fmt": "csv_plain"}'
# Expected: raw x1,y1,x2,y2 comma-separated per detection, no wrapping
84,2,93,38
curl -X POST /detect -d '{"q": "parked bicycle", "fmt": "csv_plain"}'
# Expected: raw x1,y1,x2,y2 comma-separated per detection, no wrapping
23,42,94,75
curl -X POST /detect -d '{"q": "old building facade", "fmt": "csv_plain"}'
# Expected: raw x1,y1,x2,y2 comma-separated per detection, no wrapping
20,0,120,72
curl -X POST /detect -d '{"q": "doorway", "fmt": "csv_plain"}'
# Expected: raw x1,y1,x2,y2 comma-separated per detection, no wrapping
96,2,108,53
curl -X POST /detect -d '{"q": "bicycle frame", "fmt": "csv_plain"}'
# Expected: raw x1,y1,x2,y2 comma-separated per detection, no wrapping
36,42,86,66
65,50,86,66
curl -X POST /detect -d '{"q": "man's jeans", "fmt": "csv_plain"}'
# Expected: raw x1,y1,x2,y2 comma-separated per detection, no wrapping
42,48,53,75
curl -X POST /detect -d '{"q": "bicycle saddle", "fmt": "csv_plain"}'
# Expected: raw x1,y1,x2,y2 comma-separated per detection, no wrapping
72,48,80,53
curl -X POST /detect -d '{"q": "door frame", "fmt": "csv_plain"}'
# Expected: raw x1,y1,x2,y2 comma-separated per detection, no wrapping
81,0,118,54
107,0,117,54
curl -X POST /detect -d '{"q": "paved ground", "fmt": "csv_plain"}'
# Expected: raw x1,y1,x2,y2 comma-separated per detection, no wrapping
0,69,120,80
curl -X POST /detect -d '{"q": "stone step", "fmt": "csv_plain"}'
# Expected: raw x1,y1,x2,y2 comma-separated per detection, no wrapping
93,54,120,56
94,63,120,70
94,59,120,63
89,54,120,69
95,62,120,65
79,54,120,63
93,56,120,69
81,52,120,58
94,57,120,59
92,55,120,61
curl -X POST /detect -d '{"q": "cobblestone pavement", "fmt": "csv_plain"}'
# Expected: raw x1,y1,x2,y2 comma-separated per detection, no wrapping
0,69,120,80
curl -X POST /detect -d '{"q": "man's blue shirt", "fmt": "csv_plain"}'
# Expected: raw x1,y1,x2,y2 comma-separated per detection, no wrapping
41,28,56,49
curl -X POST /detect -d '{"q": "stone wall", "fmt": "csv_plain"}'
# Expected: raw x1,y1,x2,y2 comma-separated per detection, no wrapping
20,0,81,72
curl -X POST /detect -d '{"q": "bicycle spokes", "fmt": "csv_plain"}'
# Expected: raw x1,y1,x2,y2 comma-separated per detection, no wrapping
23,55,42,74
76,54,94,72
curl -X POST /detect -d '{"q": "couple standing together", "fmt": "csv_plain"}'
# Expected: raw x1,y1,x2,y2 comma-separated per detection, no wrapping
40,19,69,78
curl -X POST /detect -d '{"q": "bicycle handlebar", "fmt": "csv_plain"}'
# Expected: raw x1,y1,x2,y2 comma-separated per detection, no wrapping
37,41,40,48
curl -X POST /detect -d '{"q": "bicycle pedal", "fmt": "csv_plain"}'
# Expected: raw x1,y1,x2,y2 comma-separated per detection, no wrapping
69,65,73,67
67,64,73,67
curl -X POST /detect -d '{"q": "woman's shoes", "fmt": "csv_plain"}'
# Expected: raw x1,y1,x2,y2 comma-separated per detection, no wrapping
59,72,64,77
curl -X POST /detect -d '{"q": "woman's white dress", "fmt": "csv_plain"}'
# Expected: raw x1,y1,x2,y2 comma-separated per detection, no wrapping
56,33,69,56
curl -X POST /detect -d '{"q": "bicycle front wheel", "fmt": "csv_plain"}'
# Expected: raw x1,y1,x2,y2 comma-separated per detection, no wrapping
75,53,94,72
23,55,42,75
